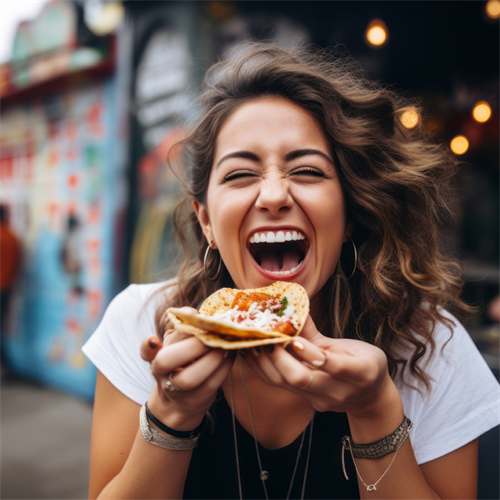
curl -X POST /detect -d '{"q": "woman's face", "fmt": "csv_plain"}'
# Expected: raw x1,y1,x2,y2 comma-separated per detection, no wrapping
194,96,351,301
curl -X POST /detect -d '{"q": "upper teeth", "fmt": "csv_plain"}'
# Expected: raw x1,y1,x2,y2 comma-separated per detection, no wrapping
249,230,305,244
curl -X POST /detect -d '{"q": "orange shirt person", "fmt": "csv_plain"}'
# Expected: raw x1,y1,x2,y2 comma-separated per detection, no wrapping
0,205,22,335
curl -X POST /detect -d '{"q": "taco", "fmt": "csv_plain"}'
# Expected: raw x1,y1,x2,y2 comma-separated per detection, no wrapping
167,281,309,349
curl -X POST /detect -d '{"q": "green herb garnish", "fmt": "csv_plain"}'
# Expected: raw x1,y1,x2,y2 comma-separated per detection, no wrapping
277,296,288,316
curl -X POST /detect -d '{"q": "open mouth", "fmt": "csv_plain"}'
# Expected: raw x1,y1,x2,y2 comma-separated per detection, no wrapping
248,230,309,276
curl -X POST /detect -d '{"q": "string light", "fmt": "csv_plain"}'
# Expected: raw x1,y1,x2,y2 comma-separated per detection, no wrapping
365,19,388,48
450,135,469,155
485,0,500,19
400,109,419,129
472,101,492,123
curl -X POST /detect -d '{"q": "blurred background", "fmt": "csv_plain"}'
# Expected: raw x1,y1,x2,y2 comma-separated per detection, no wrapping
0,1,498,498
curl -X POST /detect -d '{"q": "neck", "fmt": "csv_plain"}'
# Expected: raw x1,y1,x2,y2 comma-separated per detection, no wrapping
309,284,334,336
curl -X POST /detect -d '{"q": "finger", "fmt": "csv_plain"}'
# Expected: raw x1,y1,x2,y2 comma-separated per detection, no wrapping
163,328,192,347
244,348,272,384
254,347,288,386
292,336,376,381
170,349,227,391
176,306,200,317
198,353,235,394
140,335,163,362
291,337,329,368
297,315,322,342
151,337,210,377
269,345,316,390
163,328,175,342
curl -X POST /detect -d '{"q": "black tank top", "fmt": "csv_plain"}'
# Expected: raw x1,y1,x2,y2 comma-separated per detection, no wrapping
184,395,360,499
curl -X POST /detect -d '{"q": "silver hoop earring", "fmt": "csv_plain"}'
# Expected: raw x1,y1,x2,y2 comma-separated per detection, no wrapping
204,245,222,282
346,235,357,279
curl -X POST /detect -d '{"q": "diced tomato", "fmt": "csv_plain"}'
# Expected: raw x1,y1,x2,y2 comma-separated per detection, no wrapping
275,321,296,336
231,292,277,311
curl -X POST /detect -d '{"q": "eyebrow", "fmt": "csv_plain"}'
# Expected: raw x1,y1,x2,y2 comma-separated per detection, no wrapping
215,148,334,168
285,149,334,165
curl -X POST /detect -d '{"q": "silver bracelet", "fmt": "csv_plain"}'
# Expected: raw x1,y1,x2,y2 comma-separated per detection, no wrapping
139,405,200,451
341,415,412,459
341,418,413,492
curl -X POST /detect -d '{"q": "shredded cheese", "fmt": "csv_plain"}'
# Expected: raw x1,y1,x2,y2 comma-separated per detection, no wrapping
210,302,299,332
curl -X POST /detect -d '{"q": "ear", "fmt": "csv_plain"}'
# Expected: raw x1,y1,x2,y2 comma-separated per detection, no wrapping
343,221,354,243
193,200,217,249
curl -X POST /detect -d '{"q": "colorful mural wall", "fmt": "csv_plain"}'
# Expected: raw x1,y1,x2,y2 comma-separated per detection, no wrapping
0,76,124,399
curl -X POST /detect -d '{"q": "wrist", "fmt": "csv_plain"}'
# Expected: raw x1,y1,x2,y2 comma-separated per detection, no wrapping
347,375,404,444
148,390,206,432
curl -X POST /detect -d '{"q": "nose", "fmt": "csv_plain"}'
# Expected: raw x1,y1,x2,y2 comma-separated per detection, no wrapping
255,173,293,216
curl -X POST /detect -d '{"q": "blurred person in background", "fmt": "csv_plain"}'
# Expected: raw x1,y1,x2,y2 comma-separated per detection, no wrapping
0,205,22,369
60,214,85,296
83,43,499,500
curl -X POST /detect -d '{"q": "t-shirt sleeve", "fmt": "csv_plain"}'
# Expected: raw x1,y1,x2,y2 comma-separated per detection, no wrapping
396,311,500,465
82,284,161,405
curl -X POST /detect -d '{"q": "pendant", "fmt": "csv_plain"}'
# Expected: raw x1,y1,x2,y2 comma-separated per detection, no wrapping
367,485,377,492
260,471,269,481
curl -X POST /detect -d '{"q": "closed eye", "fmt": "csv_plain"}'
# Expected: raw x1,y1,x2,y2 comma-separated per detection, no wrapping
222,169,258,182
290,167,327,178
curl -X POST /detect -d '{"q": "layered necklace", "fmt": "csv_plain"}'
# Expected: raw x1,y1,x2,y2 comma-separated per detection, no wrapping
229,355,315,500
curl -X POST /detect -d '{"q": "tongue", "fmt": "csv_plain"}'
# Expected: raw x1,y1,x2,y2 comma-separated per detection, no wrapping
281,252,301,272
259,252,281,272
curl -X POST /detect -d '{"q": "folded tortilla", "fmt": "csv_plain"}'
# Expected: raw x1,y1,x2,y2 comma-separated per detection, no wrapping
167,281,309,349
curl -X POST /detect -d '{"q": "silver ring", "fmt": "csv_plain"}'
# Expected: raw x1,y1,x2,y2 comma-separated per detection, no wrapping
164,372,180,392
303,371,314,390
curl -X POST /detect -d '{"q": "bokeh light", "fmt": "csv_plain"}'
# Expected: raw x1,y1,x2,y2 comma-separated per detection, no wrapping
365,19,388,47
450,135,469,155
400,109,419,129
85,1,124,36
472,101,492,123
485,0,500,19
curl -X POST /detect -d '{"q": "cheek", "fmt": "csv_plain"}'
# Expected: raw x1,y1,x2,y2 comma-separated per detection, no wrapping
206,184,255,247
298,185,347,258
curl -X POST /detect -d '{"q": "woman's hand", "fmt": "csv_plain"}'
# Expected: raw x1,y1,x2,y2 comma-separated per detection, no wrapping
140,307,235,431
246,315,401,421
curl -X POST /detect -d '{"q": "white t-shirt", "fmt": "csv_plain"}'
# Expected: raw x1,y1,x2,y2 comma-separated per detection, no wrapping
82,283,500,465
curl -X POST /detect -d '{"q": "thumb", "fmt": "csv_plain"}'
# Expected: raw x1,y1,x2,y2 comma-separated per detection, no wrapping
298,315,324,342
140,335,163,363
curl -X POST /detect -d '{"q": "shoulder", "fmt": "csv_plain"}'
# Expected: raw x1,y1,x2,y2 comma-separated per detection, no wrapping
394,309,478,382
105,279,178,326
394,310,500,464
82,280,177,404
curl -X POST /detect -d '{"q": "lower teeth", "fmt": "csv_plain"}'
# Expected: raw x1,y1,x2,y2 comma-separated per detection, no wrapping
289,261,303,273
266,260,304,275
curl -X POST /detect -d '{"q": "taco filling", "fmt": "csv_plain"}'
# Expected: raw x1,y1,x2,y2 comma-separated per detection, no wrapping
211,292,298,336
166,282,309,349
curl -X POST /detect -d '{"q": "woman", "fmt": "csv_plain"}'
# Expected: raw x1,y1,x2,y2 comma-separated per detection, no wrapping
83,43,499,499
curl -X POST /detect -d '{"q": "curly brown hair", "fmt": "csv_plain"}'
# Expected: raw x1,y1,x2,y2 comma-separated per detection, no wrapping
153,42,472,390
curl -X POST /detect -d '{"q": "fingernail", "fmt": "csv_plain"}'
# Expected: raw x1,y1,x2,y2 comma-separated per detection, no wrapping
293,340,304,351
251,348,260,358
265,345,275,353
312,353,327,367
